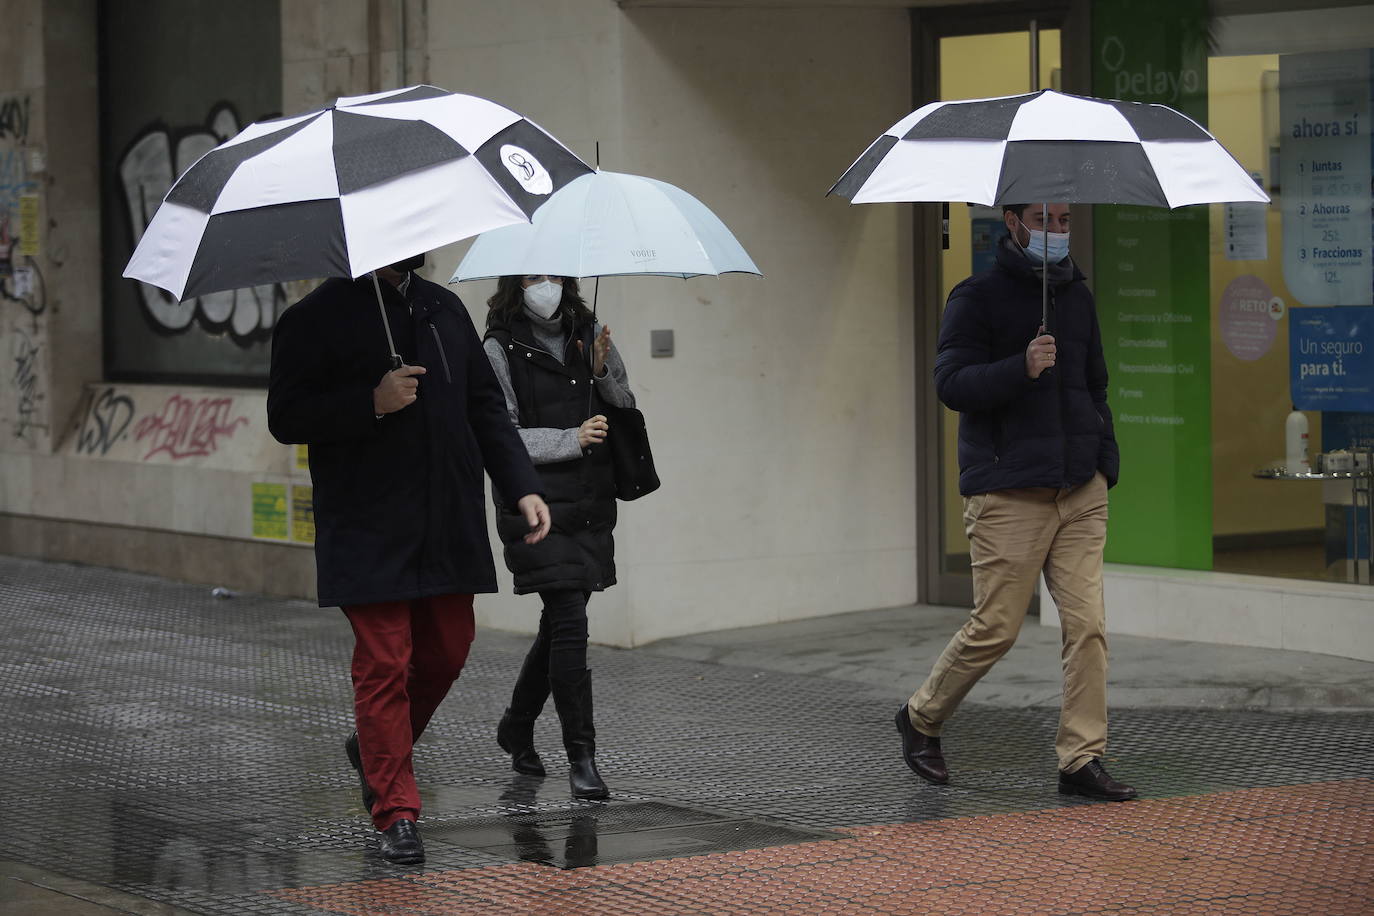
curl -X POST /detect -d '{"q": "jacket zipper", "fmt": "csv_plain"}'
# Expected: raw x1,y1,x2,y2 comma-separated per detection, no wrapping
512,332,598,419
511,335,566,363
428,321,452,383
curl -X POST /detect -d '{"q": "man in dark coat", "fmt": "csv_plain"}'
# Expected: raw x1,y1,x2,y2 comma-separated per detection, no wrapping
268,256,550,864
894,203,1137,802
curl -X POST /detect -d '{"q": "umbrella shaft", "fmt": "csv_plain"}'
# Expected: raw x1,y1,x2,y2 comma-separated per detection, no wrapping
1042,202,1049,332
371,271,403,370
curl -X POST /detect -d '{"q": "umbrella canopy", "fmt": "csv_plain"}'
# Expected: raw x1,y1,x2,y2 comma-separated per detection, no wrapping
124,85,592,300
829,89,1269,209
451,169,761,281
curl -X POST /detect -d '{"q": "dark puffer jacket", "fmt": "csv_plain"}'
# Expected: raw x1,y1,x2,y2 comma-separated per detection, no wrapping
485,313,617,594
936,236,1119,497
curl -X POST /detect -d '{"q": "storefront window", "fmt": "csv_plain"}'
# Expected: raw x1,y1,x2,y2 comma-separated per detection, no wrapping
1092,2,1373,585
1208,38,1373,583
1088,1,1368,587
100,0,283,384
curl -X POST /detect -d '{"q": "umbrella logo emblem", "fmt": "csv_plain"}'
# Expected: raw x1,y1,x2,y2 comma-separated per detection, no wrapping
500,144,553,195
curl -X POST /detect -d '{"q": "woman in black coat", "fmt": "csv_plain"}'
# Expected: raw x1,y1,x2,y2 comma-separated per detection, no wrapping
482,274,635,799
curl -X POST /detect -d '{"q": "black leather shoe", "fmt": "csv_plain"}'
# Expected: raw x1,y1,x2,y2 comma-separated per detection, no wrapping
497,709,547,777
344,731,376,814
894,707,948,785
1058,758,1138,801
379,818,425,865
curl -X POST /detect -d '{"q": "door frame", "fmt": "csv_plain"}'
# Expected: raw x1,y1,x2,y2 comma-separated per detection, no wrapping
911,0,1092,608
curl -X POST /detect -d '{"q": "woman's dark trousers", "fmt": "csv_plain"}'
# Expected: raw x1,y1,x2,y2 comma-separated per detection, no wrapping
497,590,608,798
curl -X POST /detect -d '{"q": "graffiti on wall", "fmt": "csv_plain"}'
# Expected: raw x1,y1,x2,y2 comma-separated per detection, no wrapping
119,102,285,345
74,385,253,464
75,388,136,457
9,326,45,443
132,393,250,461
0,96,30,143
0,92,48,448
0,93,44,329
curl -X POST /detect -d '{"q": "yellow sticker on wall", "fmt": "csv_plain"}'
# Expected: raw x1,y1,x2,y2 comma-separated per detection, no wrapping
252,482,288,540
18,196,39,257
295,443,309,470
291,484,315,544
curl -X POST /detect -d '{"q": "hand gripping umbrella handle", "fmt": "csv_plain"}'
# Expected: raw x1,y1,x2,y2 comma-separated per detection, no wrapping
370,271,404,370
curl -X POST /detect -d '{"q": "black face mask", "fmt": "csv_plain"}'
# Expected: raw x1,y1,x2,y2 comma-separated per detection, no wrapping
388,253,425,272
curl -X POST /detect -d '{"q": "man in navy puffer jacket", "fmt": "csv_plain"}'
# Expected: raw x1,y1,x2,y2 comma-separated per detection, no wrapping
894,203,1137,802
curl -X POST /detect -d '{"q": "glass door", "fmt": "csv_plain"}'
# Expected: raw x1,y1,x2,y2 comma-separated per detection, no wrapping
915,14,1064,607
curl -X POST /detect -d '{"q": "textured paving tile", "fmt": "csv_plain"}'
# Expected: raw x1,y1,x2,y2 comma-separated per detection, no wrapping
2,556,1373,915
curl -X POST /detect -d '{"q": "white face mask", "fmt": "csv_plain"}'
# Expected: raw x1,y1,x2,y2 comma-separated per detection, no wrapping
522,280,562,318
1017,217,1070,264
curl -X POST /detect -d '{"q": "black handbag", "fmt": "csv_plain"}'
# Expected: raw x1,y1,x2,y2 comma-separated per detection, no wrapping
577,323,659,501
603,403,660,500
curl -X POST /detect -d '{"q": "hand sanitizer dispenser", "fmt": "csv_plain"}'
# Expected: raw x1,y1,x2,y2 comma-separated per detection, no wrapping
1285,406,1309,474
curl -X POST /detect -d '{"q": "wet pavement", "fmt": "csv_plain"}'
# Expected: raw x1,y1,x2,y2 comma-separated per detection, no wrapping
2,554,1372,915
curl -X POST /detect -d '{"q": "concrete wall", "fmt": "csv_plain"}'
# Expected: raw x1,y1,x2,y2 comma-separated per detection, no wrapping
0,0,108,551
611,6,917,643
0,0,102,455
423,2,917,646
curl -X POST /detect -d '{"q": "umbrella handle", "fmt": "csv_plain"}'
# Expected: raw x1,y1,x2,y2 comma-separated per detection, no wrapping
586,277,599,417
370,271,404,370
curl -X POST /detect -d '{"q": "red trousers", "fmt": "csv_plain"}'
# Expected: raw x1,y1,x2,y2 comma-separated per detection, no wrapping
342,593,475,830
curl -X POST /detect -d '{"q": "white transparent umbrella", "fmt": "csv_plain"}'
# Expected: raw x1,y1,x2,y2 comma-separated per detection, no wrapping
450,169,761,284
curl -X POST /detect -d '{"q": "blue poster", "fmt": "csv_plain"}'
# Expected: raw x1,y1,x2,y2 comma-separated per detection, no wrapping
1279,49,1373,305
1321,410,1374,451
970,216,1002,274
1289,305,1374,410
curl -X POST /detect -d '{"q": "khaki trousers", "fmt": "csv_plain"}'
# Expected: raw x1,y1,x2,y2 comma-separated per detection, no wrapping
908,473,1109,773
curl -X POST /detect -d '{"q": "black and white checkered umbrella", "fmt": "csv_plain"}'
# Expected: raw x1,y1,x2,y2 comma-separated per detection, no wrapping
124,85,592,301
829,89,1268,208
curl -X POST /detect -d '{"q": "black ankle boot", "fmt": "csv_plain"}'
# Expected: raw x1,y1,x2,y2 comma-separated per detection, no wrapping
568,749,608,800
497,708,546,777
550,670,609,800
496,641,551,776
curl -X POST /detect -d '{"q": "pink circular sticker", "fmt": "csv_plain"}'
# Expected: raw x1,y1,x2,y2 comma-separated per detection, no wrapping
1219,275,1278,361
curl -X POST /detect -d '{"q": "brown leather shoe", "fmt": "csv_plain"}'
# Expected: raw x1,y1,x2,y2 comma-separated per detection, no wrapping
894,707,948,785
1058,758,1138,801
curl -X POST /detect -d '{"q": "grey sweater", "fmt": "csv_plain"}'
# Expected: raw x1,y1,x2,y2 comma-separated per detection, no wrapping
483,310,636,464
